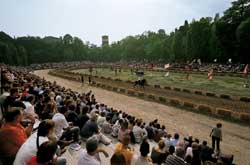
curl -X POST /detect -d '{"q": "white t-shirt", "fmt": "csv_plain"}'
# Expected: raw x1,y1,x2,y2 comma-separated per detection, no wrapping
52,113,69,139
133,125,144,143
78,149,101,165
23,101,36,117
14,132,49,165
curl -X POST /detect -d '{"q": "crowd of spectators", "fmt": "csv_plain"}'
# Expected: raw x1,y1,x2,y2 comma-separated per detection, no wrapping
0,66,233,165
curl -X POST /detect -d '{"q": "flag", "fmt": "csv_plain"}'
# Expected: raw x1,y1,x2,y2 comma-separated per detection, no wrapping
243,64,248,74
164,64,170,69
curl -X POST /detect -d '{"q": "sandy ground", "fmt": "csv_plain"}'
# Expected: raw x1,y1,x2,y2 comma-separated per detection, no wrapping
35,70,250,165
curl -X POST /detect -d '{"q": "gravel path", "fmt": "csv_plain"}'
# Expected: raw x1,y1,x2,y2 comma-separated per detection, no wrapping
35,70,250,165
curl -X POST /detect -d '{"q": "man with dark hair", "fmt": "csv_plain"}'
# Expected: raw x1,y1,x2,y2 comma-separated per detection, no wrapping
165,147,185,165
210,123,222,152
135,138,151,165
76,106,89,129
52,106,80,143
3,87,19,112
77,138,108,165
0,108,33,164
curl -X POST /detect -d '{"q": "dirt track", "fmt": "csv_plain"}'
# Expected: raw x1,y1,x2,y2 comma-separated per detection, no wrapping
35,70,250,164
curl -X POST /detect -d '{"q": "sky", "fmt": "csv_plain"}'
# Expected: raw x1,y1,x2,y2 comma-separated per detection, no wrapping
0,0,233,45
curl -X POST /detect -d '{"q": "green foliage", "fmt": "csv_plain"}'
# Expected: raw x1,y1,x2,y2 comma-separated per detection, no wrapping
0,0,249,65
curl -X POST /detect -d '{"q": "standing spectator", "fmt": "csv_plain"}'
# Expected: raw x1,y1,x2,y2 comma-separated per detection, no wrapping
210,123,222,152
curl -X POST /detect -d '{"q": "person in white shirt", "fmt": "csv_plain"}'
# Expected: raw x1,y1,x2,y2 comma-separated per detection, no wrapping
133,121,144,144
14,120,56,165
78,138,109,165
52,106,80,143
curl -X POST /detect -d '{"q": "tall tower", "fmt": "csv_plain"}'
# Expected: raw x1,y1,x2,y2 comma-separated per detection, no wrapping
102,35,109,47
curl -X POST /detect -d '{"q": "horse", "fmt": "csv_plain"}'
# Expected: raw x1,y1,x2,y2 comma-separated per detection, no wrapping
134,79,147,89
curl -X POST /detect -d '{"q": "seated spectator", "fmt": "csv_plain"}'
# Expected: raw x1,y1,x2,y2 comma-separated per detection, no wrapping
76,106,89,129
200,141,215,163
112,119,123,137
102,116,112,134
134,138,151,165
81,112,99,138
78,137,109,165
3,87,19,113
52,106,79,143
66,104,78,126
168,133,179,147
14,119,55,165
118,120,130,142
145,122,154,140
159,125,167,138
110,152,126,165
191,142,201,165
165,147,185,165
97,112,106,127
0,108,33,164
27,140,64,165
164,134,172,151
151,139,167,164
114,135,134,165
22,95,38,120
133,121,144,143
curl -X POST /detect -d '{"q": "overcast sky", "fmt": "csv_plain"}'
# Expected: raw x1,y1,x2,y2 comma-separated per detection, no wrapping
0,0,232,45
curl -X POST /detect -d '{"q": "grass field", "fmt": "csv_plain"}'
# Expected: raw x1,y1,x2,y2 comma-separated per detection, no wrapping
73,68,250,97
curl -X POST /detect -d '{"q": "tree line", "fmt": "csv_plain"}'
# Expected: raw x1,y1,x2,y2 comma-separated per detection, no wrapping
0,0,249,66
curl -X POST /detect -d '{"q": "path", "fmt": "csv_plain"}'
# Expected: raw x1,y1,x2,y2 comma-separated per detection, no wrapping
35,69,250,164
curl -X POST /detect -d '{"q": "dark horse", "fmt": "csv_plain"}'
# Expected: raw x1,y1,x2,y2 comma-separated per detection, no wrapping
134,79,147,88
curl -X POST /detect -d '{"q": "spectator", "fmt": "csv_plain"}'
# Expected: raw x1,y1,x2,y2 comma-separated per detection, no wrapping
118,120,130,142
168,133,179,147
0,108,32,164
78,137,109,165
114,135,134,165
97,112,106,127
14,119,55,165
76,106,89,129
52,106,80,143
133,121,144,144
210,123,222,152
191,142,201,165
112,119,123,137
110,152,126,165
80,112,99,138
145,122,154,140
134,138,151,165
27,140,61,165
151,139,167,164
102,116,112,134
165,147,185,165
3,88,19,112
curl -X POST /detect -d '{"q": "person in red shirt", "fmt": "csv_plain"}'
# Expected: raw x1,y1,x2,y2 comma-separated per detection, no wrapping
0,108,33,164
